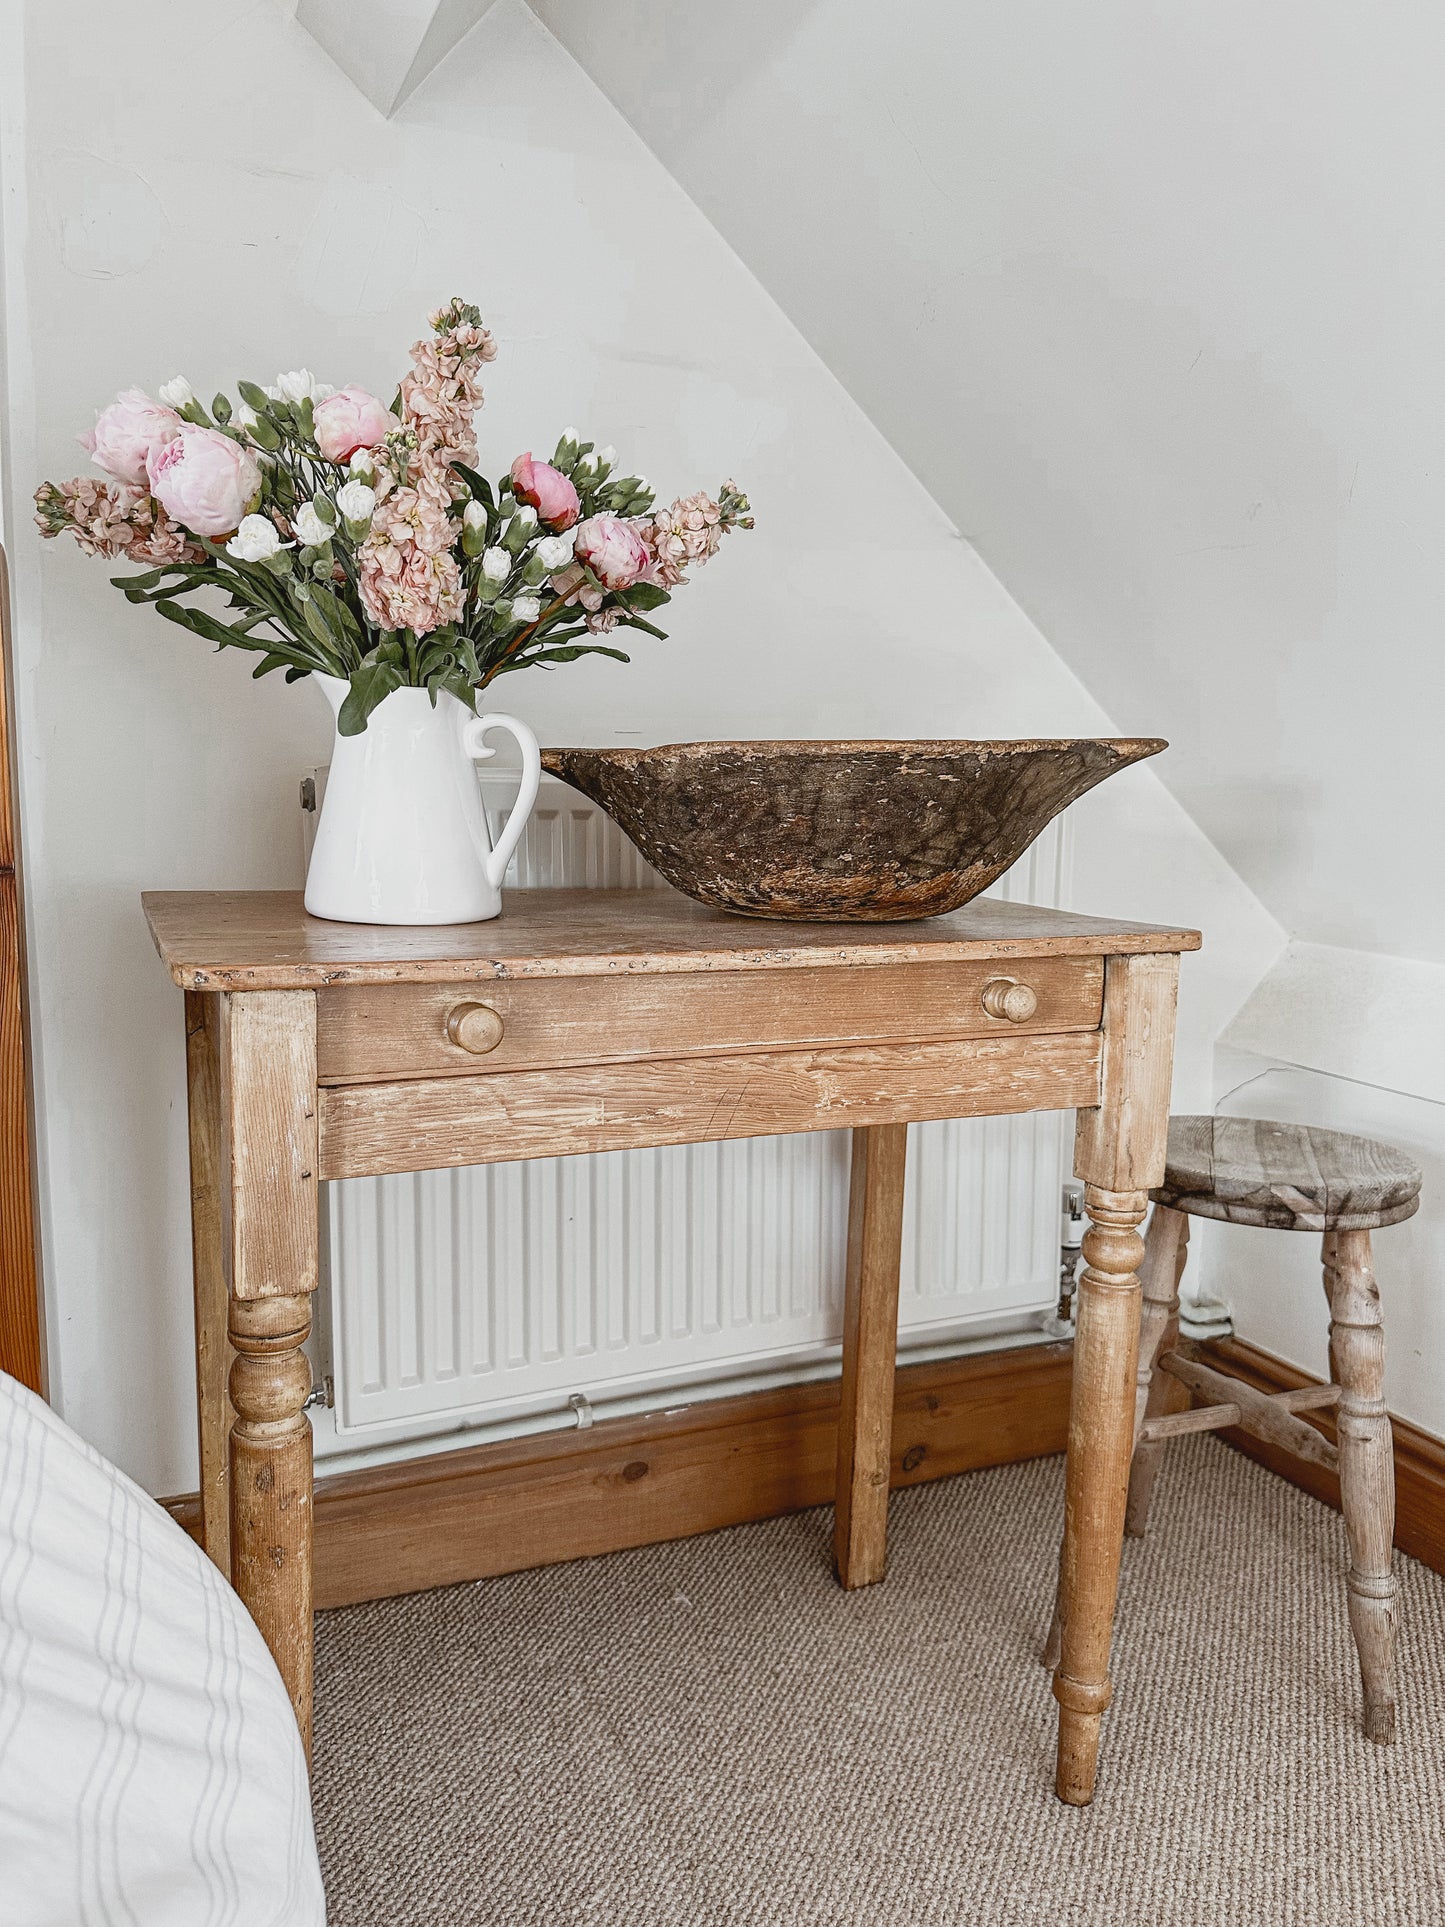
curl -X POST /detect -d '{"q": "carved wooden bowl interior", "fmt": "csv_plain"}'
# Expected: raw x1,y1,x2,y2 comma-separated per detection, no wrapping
540,739,1167,921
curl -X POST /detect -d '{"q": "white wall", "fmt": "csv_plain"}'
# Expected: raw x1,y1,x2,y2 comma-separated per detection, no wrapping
532,0,1445,967
1,0,1279,1495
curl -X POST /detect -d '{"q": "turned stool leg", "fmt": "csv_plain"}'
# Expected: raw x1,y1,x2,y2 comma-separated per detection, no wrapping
1043,1203,1187,1669
1323,1228,1398,1744
1124,1206,1192,1537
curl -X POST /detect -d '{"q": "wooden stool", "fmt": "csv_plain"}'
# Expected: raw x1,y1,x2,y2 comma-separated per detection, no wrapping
1124,1114,1423,1743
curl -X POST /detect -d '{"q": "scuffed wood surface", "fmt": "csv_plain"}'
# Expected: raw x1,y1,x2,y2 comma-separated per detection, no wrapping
834,1124,908,1589
542,738,1166,920
1074,952,1180,1193
1154,1115,1422,1231
185,991,233,1572
0,545,42,1391
318,1029,1103,1179
219,991,319,1300
145,888,1200,991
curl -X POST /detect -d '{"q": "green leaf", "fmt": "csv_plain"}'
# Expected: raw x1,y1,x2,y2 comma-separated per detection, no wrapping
450,463,495,510
154,599,271,652
248,413,281,451
514,643,630,669
620,583,671,612
110,562,211,594
618,615,668,641
337,661,403,736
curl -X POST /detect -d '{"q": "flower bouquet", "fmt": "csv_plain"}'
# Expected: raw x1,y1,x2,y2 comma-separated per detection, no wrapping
35,296,752,737
36,298,753,925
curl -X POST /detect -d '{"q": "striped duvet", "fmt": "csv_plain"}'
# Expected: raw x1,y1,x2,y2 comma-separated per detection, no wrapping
0,1372,325,1925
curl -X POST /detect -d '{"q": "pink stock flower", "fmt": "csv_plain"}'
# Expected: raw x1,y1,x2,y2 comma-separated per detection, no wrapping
357,539,464,635
643,490,726,588
81,389,183,488
313,386,397,464
573,513,651,592
510,453,579,529
147,428,262,538
35,476,199,565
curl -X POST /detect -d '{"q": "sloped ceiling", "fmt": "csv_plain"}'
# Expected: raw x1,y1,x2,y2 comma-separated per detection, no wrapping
528,0,1445,964
296,0,501,114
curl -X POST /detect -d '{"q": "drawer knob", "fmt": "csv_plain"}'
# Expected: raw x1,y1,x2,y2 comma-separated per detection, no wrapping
981,977,1038,1024
446,1002,505,1054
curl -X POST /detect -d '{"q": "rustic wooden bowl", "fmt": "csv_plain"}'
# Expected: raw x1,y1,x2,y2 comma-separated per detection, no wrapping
540,738,1166,921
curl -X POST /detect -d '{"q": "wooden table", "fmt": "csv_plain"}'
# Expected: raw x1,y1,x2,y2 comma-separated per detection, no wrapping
145,887,1199,1805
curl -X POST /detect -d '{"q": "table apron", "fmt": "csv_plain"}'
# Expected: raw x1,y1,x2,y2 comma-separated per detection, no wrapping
316,1030,1103,1179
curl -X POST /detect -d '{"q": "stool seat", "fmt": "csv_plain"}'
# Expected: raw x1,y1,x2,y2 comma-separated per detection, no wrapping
1151,1115,1422,1233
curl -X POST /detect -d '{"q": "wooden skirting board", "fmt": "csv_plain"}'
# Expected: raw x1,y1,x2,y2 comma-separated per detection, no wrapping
160,1333,1445,1606
166,1342,1074,1609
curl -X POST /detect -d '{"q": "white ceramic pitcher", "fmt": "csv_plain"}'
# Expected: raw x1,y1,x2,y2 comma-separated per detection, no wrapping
304,674,541,925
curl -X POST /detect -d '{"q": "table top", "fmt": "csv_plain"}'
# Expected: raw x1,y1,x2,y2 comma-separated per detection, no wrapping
143,889,1201,992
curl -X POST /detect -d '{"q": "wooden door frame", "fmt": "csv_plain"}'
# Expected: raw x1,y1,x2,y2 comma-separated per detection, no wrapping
0,543,45,1391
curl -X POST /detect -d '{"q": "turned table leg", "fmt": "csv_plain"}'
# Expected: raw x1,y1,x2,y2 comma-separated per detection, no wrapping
1054,951,1178,1804
185,990,234,1573
1323,1228,1398,1743
1053,1185,1147,1802
218,990,319,1752
1044,1200,1188,1671
833,1122,908,1589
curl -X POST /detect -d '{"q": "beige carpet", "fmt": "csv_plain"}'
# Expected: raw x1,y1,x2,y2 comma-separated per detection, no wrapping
312,1436,1445,1925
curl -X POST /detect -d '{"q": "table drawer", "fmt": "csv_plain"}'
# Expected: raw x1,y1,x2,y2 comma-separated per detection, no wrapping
315,955,1104,1085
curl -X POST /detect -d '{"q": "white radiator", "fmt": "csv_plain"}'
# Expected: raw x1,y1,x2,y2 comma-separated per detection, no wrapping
309,772,1074,1457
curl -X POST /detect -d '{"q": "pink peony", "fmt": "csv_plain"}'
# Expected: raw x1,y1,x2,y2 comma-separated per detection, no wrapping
82,389,183,487
573,512,651,591
147,428,262,538
313,386,397,464
509,453,579,529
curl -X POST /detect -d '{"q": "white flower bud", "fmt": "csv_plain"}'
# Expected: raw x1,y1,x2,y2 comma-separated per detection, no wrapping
535,533,575,570
511,595,541,625
463,501,487,531
312,383,337,402
226,514,288,563
335,481,376,526
513,505,537,534
481,547,512,583
293,503,330,547
596,445,616,466
234,400,258,431
275,368,319,404
158,376,193,409
561,426,579,442
348,449,377,483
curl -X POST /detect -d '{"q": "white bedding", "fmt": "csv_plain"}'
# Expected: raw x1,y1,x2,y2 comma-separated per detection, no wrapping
0,1372,326,1926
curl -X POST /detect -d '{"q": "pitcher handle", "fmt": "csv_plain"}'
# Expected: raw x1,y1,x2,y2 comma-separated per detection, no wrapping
461,712,542,893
